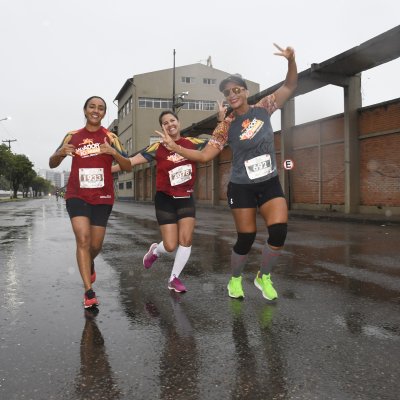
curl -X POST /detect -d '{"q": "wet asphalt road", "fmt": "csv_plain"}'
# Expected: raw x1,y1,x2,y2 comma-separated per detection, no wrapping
0,198,399,400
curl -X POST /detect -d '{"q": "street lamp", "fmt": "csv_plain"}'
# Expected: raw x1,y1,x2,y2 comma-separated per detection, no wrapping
0,116,11,122
173,91,189,112
171,50,188,112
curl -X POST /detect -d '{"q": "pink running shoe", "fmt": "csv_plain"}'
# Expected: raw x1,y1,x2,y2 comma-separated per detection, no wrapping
143,243,158,269
84,289,99,309
168,277,187,293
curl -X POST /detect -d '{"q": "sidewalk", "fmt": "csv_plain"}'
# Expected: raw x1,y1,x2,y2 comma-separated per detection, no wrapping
114,200,400,226
288,208,400,225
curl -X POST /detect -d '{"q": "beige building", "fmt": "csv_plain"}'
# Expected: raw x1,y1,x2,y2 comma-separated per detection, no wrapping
113,62,259,200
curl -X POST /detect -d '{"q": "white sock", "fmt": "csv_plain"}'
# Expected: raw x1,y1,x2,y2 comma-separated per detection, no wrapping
154,241,171,257
169,245,191,281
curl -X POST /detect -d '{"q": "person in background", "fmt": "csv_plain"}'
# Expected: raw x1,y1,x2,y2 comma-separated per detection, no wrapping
49,96,131,308
157,44,297,301
112,110,208,293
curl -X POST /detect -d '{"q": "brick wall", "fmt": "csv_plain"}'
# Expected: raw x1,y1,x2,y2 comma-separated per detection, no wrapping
129,98,400,212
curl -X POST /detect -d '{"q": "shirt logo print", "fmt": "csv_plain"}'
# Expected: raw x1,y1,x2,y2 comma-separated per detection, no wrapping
239,118,264,140
167,153,186,163
76,137,101,157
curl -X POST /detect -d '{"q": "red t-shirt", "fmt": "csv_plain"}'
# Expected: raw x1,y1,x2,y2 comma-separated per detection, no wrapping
140,137,208,197
56,126,127,205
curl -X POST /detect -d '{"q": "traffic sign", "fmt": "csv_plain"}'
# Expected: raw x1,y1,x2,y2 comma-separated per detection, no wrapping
283,159,294,170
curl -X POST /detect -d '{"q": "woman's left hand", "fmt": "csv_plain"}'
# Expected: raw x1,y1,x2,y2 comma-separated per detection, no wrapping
155,126,177,152
99,137,116,156
216,100,228,122
273,43,295,61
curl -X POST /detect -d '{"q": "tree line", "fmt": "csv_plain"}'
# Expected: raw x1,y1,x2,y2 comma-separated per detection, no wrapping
0,144,53,198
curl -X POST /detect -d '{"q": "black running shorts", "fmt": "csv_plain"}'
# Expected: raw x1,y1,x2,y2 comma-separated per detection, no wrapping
154,191,195,225
66,198,112,227
227,175,285,209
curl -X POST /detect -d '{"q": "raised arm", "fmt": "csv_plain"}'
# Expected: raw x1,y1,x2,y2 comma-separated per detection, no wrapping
272,43,298,109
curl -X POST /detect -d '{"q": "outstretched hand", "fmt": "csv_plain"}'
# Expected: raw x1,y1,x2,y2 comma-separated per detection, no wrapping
273,43,295,61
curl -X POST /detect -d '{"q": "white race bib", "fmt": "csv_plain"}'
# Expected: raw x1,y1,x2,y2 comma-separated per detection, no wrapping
79,168,105,188
244,154,272,180
169,164,192,186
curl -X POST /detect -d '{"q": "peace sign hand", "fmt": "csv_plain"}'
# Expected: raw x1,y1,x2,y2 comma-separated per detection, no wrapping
273,43,295,61
155,126,176,152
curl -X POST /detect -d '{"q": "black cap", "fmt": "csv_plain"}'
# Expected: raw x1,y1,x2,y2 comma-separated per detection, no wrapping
219,74,247,92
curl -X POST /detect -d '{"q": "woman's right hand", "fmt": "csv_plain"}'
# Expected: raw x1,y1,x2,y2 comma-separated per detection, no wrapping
58,144,76,157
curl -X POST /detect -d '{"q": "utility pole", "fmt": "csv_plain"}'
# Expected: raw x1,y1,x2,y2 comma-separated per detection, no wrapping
2,139,17,150
172,49,176,112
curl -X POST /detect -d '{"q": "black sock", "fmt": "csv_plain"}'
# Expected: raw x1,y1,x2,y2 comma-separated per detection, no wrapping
86,289,95,299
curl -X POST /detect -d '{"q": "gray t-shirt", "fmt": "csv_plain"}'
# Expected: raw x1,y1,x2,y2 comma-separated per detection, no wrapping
209,94,279,184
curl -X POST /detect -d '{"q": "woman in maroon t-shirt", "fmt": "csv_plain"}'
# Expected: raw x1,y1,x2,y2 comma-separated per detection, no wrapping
112,110,207,293
49,96,131,308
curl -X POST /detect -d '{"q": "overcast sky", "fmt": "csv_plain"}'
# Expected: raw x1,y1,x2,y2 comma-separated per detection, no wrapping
0,0,399,172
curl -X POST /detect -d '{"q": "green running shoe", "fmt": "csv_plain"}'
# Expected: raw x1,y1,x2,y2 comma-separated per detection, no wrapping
254,272,278,300
227,276,244,298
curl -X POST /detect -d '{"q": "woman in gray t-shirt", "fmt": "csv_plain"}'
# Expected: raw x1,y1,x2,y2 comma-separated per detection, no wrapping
158,44,297,302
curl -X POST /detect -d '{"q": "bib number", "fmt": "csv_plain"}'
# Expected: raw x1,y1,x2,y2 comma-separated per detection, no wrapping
244,154,272,180
79,168,105,188
169,164,192,186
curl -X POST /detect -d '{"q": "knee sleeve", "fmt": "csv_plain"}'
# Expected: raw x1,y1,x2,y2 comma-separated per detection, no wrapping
233,232,256,255
267,223,287,247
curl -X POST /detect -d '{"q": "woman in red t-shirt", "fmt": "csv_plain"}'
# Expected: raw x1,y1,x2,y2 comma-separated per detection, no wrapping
112,110,208,293
49,96,131,308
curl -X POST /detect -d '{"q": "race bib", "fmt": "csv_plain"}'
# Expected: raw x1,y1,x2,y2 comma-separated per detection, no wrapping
169,164,192,186
244,154,272,180
79,168,105,188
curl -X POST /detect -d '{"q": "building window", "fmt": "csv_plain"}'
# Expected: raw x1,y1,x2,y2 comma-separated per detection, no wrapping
201,101,216,111
181,76,195,84
118,96,132,121
138,97,217,112
181,99,217,111
118,182,124,190
139,98,173,109
203,78,216,85
125,138,132,153
126,181,132,189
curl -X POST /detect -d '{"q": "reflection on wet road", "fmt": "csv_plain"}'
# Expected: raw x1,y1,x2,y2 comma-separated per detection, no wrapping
0,199,399,399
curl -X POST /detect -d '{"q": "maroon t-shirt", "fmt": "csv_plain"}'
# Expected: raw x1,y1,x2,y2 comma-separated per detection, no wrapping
56,126,127,204
140,137,208,197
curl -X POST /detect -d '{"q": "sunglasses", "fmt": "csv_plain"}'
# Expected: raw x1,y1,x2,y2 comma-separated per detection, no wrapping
222,86,246,97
